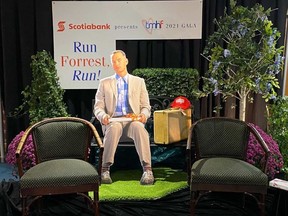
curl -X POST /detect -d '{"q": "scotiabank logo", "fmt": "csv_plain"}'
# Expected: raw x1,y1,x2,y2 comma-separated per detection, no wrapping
56,20,110,32
57,21,66,32
69,23,110,30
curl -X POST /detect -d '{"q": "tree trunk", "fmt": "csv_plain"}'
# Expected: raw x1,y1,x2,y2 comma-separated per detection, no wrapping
239,88,247,122
239,97,246,121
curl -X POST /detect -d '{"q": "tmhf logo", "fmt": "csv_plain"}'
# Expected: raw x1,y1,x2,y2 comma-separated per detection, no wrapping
143,19,163,34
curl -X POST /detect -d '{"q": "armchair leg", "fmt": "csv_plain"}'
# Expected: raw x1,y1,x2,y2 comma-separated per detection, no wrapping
22,198,28,216
93,190,100,216
241,193,246,208
259,194,266,216
190,192,197,216
95,201,99,216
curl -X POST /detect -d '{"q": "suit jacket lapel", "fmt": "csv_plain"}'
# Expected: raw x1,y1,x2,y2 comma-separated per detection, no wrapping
110,76,117,100
128,75,134,101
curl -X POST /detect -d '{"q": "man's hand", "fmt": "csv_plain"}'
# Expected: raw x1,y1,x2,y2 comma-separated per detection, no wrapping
138,113,147,123
102,115,110,125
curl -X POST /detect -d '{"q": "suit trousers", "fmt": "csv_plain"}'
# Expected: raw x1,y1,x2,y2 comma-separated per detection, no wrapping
102,121,152,169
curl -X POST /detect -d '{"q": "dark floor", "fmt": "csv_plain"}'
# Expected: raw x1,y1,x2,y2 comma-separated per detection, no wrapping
1,147,287,216
0,179,286,216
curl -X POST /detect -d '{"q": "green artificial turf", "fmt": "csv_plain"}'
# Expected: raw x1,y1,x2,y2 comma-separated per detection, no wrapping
92,167,188,201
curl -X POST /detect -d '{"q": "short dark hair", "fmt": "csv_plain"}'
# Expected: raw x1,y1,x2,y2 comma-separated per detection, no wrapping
110,50,126,60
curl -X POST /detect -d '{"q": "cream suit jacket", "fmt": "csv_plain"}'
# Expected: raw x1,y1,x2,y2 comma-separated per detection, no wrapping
94,74,151,123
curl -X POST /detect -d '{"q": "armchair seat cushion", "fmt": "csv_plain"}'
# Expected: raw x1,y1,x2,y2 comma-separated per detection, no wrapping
191,158,268,186
21,159,99,189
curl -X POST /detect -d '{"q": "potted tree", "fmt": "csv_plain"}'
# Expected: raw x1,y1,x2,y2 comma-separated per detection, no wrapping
5,50,69,170
11,50,69,124
201,0,284,121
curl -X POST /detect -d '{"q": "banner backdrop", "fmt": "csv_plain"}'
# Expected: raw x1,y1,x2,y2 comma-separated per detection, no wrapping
52,1,203,89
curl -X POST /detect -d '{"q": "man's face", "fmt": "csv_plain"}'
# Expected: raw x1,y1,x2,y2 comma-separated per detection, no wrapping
111,52,128,77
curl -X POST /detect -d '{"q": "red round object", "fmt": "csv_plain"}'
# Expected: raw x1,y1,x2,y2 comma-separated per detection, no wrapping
170,96,191,110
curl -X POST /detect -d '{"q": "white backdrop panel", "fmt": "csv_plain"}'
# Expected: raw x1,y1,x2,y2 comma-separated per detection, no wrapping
52,1,203,89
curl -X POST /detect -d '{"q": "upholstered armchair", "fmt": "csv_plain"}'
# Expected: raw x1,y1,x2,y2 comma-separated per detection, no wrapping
16,117,104,216
186,117,271,216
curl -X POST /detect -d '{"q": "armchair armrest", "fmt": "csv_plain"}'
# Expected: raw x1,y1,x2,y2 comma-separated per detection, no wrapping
248,123,271,174
87,119,104,177
15,126,34,177
186,125,195,185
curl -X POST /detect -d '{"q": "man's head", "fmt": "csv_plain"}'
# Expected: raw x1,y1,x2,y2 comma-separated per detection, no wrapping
111,50,128,77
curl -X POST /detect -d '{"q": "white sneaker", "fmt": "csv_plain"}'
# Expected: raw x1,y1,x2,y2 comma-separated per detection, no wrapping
140,170,154,185
101,170,112,184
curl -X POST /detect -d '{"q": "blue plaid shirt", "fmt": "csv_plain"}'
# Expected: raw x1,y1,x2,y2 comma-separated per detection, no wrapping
114,74,131,117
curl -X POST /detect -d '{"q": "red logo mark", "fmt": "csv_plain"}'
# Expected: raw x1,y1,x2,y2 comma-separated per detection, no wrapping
57,21,66,32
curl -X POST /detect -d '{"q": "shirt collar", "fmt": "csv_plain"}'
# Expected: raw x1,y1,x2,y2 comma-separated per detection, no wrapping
115,74,128,83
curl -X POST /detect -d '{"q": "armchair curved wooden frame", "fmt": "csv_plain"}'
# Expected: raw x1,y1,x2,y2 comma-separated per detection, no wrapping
186,117,271,216
15,117,104,216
